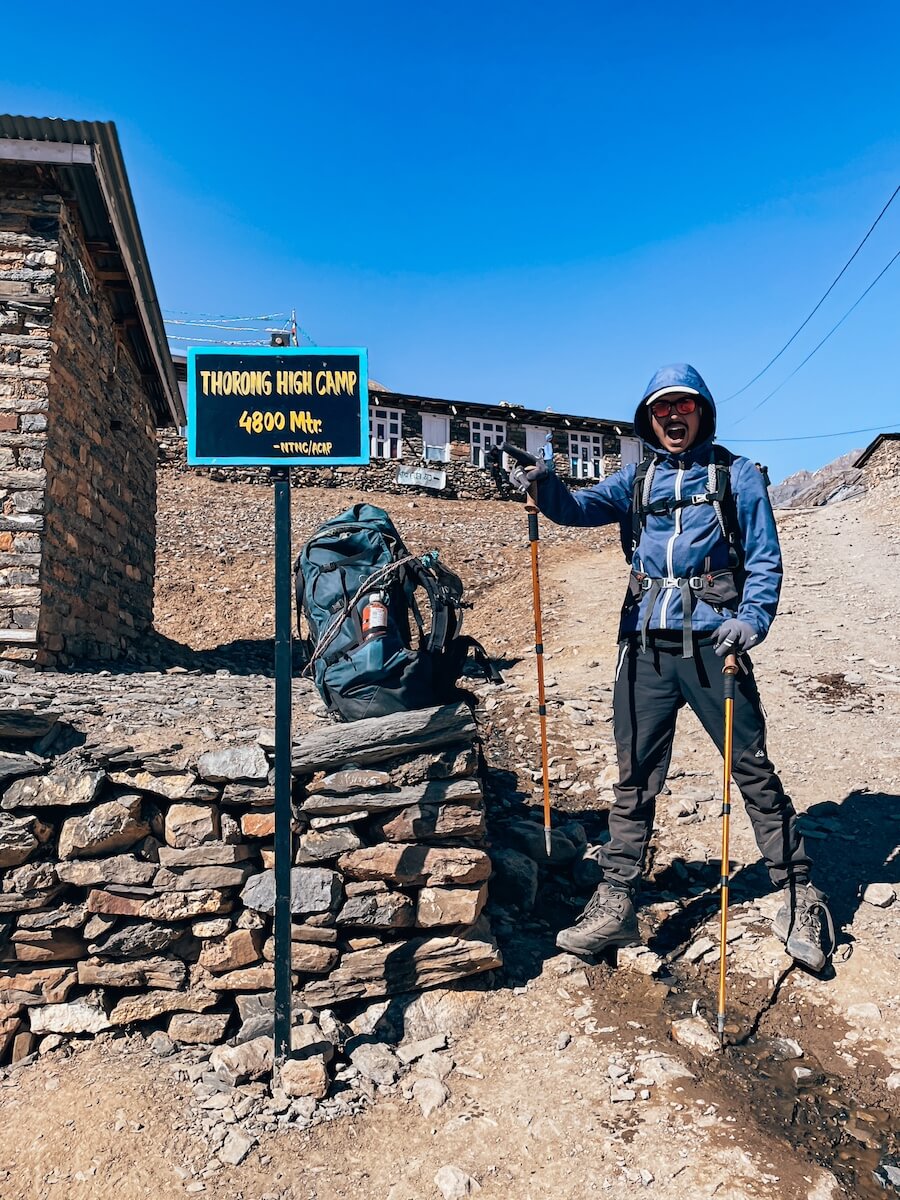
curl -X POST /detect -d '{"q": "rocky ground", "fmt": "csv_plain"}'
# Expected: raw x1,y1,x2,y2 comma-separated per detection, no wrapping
0,471,898,1199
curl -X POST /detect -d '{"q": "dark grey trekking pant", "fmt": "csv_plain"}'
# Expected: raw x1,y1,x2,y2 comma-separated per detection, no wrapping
598,634,812,891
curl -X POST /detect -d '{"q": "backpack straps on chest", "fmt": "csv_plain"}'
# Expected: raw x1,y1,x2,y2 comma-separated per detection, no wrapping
630,444,742,569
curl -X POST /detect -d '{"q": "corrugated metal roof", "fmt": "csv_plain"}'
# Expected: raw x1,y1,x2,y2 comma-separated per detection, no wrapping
0,115,184,426
854,431,900,468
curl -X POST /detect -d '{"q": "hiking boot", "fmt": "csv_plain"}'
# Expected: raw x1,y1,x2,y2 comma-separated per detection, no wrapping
556,882,639,957
772,882,834,972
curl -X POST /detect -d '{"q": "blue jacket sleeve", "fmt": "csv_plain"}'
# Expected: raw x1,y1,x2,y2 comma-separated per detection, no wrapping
532,465,637,528
733,458,783,642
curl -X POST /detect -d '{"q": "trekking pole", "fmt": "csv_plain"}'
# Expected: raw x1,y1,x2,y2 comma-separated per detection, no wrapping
716,652,739,1047
498,442,553,857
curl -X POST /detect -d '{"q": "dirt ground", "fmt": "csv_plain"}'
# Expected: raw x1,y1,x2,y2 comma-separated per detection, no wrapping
1,472,898,1200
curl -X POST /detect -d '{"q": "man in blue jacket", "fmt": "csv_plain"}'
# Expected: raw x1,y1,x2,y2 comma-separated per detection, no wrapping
509,363,833,971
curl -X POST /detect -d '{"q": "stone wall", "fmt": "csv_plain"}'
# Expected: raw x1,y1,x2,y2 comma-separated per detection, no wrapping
158,410,624,502
39,200,157,665
861,438,900,487
0,171,158,668
0,702,500,1092
0,172,55,661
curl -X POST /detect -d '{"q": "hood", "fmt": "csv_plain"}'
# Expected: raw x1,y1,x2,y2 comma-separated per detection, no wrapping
634,363,717,449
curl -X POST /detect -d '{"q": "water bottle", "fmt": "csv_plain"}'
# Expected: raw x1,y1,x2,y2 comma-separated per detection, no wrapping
362,591,388,639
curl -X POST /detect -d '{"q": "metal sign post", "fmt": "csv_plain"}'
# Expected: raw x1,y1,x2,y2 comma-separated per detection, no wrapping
272,466,293,1075
186,345,369,1086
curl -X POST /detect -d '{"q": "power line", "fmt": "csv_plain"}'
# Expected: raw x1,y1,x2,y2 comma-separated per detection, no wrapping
725,423,896,444
721,182,900,403
166,335,272,345
162,309,288,322
164,318,279,332
730,245,900,426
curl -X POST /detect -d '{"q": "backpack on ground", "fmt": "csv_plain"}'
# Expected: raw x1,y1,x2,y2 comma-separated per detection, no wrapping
294,503,499,722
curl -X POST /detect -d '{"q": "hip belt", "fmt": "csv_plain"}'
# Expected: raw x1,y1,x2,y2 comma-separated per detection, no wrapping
630,568,741,659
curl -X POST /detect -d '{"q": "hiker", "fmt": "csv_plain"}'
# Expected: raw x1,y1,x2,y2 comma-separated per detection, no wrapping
507,363,833,972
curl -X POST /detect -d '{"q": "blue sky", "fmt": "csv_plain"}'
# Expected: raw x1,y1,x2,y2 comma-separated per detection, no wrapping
3,1,899,481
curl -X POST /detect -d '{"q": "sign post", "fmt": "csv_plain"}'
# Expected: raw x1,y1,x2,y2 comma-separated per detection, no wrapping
187,346,369,1080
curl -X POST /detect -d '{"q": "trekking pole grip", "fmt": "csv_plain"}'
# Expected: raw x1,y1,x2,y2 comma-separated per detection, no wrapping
722,653,738,699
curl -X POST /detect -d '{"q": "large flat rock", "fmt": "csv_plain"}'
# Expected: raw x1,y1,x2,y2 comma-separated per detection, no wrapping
302,930,502,1007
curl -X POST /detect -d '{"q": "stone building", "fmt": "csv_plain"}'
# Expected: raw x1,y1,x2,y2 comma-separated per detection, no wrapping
854,432,900,487
168,356,640,499
0,116,183,668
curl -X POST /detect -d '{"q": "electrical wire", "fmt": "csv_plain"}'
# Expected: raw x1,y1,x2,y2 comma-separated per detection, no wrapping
730,246,900,426
164,319,279,332
162,309,288,322
725,423,897,444
721,182,900,403
166,335,273,345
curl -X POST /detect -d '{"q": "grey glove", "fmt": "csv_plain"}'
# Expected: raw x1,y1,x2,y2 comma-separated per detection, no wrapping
507,457,549,493
713,618,758,657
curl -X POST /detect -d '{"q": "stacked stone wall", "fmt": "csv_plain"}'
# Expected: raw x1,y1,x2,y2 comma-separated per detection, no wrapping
0,702,499,1089
38,202,157,666
0,174,56,662
862,438,900,487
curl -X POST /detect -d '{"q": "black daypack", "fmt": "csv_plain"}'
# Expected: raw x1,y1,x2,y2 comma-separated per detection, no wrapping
294,503,498,722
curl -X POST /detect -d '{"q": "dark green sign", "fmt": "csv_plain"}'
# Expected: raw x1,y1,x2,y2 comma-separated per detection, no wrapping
187,346,369,466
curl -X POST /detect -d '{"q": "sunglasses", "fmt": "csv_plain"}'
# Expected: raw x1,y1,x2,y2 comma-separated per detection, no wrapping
649,396,699,419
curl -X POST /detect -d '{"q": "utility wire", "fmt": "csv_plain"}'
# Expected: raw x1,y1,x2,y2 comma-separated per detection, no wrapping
162,309,288,322
164,319,279,332
166,335,272,345
721,182,900,403
730,246,900,426
725,423,896,444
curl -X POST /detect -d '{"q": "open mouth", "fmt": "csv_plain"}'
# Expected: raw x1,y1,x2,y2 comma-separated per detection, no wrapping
664,421,688,444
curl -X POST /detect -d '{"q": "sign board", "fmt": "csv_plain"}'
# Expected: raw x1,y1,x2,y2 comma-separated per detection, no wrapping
396,465,446,490
187,346,369,466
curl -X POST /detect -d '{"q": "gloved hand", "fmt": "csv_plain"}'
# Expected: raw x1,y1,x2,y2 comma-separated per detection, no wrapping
507,456,549,493
713,618,758,657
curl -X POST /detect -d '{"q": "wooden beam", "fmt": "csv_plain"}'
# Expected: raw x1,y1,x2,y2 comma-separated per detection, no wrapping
292,703,477,775
0,138,92,166
0,629,38,645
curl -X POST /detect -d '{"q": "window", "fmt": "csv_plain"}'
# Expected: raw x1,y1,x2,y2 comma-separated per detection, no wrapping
525,425,553,460
469,418,506,467
421,413,450,462
569,432,604,479
619,436,643,469
370,406,403,459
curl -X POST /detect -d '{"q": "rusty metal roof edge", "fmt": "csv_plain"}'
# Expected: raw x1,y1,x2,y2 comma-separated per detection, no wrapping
0,115,185,427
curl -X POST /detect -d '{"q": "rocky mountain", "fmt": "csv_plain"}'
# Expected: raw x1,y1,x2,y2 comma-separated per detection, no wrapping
769,449,865,509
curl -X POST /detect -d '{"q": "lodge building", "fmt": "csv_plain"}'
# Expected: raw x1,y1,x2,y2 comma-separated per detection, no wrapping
169,357,641,498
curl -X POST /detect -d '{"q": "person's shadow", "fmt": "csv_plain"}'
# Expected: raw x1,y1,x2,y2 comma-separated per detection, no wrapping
647,789,900,973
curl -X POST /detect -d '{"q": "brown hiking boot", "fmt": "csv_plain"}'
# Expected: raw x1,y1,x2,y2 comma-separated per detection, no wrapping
772,882,834,972
556,882,639,956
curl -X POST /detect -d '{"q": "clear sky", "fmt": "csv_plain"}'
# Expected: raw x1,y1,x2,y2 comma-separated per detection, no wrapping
3,1,899,482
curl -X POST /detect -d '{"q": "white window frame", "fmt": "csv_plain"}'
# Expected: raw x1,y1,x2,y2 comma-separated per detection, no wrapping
469,418,506,467
525,425,553,461
569,432,604,480
369,405,404,460
421,413,450,463
619,436,643,469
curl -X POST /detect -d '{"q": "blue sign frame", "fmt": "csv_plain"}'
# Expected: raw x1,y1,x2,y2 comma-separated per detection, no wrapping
187,345,370,467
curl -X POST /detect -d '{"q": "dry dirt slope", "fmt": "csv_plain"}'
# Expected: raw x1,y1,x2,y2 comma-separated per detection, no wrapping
0,474,897,1200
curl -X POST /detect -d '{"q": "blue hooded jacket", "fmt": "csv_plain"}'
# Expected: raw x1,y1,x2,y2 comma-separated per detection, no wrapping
533,364,782,643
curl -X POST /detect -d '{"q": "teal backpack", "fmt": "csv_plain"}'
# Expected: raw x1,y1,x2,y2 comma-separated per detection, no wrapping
294,504,498,722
